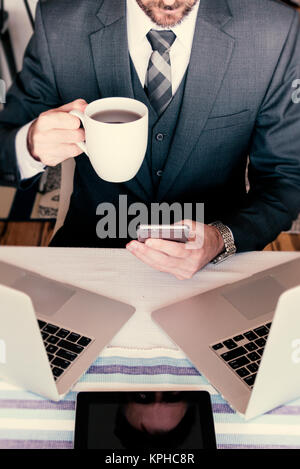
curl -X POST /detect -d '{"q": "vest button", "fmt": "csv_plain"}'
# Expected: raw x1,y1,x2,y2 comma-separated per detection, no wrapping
156,170,163,177
156,133,164,142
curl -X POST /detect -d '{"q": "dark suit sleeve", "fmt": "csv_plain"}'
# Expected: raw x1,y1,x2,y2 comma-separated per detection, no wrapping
223,10,300,252
0,2,61,187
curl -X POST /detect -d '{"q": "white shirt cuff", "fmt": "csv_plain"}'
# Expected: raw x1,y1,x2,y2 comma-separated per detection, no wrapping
15,121,46,180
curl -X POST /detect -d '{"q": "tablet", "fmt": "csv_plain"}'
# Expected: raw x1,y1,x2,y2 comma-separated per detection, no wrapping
74,390,216,450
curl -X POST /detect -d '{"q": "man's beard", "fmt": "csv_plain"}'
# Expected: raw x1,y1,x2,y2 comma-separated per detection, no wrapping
135,0,198,27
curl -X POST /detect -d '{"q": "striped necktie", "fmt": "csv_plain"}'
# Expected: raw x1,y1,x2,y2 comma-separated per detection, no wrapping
145,29,176,116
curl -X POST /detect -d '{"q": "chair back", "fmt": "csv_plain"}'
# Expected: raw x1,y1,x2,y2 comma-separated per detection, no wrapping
50,158,75,243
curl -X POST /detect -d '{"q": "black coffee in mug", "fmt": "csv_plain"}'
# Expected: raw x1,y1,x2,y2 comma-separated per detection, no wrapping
91,109,142,124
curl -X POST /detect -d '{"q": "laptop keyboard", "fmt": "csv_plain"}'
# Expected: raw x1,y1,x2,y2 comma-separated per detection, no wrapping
38,320,93,381
210,321,272,389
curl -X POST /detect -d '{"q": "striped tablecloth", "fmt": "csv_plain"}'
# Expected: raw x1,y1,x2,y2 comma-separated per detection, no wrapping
1,346,300,450
0,248,300,449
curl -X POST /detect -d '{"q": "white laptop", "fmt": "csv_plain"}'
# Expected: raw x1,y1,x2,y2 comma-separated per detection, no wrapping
152,258,300,419
0,261,135,401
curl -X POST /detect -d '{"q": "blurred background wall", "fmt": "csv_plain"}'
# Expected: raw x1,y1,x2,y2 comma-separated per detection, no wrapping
0,0,37,87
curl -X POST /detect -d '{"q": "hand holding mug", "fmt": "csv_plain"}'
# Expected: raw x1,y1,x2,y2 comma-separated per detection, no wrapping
27,99,88,166
28,97,148,183
69,97,149,183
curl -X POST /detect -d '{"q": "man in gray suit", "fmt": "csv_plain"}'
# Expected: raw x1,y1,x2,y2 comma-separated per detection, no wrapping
0,0,300,279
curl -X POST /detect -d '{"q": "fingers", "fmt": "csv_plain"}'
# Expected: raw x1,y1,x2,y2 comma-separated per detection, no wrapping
177,219,205,248
38,99,88,130
37,111,82,131
28,99,88,165
127,241,178,271
176,219,196,231
144,238,188,258
34,143,84,166
37,143,83,158
126,241,202,280
56,98,88,113
34,128,85,144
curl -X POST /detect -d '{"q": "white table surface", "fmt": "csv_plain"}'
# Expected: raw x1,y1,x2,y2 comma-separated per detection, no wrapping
0,247,299,352
1,247,300,450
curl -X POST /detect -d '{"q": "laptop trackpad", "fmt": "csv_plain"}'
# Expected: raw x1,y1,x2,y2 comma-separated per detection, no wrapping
222,276,286,320
12,274,75,316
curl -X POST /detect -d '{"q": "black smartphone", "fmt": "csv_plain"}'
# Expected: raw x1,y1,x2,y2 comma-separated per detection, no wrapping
74,390,216,450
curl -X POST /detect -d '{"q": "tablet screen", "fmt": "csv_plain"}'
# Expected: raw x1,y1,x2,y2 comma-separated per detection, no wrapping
74,391,216,450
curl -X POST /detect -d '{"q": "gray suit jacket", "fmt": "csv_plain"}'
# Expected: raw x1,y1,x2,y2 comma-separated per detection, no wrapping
0,0,300,250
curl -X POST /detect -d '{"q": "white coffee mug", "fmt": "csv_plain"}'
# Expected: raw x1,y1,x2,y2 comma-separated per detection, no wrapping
70,97,148,183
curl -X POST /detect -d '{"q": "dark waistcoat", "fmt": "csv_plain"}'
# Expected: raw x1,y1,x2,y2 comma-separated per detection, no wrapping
129,58,187,192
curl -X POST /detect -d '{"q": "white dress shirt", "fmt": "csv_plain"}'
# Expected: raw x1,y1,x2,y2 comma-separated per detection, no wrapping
16,121,46,179
16,0,200,180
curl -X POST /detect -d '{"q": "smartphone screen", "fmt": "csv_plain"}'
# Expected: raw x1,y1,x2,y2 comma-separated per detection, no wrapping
74,391,216,450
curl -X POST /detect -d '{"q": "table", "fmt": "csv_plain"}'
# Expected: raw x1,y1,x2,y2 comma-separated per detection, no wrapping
0,247,300,449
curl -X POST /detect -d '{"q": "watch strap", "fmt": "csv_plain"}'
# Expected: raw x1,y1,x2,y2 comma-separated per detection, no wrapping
209,221,236,264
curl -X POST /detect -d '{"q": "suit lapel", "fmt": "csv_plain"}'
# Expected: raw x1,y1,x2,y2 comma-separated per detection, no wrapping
90,0,133,99
89,0,153,201
157,0,235,200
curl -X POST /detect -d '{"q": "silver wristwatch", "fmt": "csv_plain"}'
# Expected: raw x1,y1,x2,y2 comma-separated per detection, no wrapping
209,221,236,264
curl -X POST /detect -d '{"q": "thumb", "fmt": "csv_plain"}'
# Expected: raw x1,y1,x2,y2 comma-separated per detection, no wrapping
56,99,88,113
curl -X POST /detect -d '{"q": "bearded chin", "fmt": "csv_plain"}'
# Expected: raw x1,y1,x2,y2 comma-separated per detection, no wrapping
136,0,195,27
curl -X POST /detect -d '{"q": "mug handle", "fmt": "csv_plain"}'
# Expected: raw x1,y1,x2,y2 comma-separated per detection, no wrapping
69,109,88,155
